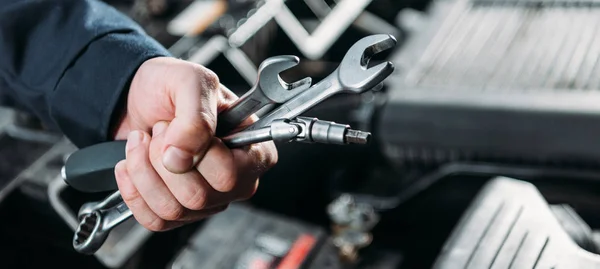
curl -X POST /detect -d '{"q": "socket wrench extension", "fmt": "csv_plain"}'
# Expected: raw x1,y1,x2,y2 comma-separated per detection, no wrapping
222,117,371,146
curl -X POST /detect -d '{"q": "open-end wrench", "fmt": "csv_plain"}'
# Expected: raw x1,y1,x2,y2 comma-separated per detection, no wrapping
242,34,397,132
216,55,311,135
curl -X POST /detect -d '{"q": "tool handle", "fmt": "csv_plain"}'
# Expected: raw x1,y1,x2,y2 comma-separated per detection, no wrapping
63,140,126,192
63,130,262,192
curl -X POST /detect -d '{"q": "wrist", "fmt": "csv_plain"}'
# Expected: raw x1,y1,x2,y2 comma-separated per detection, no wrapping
111,111,131,140
109,79,132,140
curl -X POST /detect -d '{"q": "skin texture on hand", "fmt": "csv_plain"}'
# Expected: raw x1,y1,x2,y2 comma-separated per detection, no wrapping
111,57,278,231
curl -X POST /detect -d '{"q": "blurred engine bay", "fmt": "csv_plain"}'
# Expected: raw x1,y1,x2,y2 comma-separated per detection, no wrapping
1,0,600,268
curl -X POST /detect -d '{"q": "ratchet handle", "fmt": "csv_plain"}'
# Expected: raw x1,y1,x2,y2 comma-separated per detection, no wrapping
63,133,255,193
63,140,126,193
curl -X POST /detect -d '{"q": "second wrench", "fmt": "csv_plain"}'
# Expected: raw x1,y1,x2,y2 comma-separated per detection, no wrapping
216,55,311,135
73,192,132,255
243,34,397,131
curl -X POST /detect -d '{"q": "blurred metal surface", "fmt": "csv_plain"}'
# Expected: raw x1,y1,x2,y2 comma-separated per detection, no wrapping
380,0,600,167
0,106,14,132
304,0,400,38
273,0,373,59
0,107,57,204
187,35,258,84
398,0,600,90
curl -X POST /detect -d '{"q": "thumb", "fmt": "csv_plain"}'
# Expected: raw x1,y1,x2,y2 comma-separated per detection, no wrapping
161,66,221,173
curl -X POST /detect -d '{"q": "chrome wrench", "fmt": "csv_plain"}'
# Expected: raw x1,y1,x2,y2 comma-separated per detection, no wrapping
217,55,311,135
242,34,397,131
73,191,132,255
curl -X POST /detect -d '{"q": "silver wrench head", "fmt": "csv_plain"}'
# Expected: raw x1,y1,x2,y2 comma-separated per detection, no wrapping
338,34,397,91
256,55,312,103
78,201,99,219
73,211,109,255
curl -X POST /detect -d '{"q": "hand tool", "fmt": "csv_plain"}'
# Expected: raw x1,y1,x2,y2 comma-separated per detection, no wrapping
222,117,371,146
73,191,132,255
217,55,311,135
241,34,397,131
62,34,397,255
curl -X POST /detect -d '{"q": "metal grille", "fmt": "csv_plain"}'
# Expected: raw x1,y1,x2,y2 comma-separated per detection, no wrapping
404,1,600,91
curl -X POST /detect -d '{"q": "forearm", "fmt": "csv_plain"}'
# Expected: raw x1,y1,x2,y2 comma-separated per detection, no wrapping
0,0,170,147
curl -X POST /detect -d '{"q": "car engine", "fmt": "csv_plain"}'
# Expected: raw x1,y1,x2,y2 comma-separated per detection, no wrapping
1,0,599,268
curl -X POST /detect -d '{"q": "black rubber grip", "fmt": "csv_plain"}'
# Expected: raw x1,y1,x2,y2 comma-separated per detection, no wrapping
64,140,126,193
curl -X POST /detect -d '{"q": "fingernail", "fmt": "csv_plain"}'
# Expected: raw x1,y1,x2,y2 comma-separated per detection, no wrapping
152,121,168,136
126,131,143,151
163,146,193,173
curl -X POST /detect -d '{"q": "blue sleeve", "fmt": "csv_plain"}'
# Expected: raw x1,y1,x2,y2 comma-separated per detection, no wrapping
0,0,171,147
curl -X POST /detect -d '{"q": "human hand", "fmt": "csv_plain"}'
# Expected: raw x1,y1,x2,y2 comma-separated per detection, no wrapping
111,57,278,231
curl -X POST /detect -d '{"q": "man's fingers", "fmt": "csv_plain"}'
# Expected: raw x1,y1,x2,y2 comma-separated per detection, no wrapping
151,122,214,211
151,122,241,209
229,142,278,200
115,160,169,231
196,138,238,193
125,130,185,222
116,159,227,231
162,64,221,174
217,83,239,113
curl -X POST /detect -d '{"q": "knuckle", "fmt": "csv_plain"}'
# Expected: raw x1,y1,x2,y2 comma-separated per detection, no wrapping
197,114,217,138
182,114,216,140
143,217,168,232
212,169,237,193
251,143,279,171
265,150,278,169
120,189,142,205
126,151,150,172
264,143,279,168
155,200,185,221
127,158,146,174
240,179,259,200
179,185,208,210
201,68,220,90
189,65,220,91
118,185,142,207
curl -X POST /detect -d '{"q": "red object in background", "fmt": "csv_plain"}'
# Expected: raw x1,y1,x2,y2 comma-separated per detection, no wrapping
277,234,317,269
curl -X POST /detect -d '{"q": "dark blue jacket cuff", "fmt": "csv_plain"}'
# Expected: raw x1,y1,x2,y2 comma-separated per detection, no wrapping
51,31,170,147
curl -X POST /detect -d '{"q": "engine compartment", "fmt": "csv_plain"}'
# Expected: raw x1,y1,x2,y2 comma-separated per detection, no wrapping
1,0,600,268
